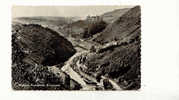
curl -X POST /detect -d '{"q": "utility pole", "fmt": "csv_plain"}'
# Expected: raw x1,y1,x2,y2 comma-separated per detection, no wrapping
67,19,72,37
87,15,91,35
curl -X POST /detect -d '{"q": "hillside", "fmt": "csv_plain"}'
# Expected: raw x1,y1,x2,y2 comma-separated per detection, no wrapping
101,8,130,23
93,6,141,44
12,24,81,90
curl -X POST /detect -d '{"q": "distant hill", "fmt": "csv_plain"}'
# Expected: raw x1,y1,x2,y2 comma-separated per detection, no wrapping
12,16,80,36
13,16,79,26
101,8,130,23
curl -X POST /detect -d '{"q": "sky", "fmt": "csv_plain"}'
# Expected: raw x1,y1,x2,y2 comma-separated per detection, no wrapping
12,6,133,18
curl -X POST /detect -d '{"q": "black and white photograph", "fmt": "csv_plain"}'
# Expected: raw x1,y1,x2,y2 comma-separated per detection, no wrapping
0,0,179,99
12,5,141,90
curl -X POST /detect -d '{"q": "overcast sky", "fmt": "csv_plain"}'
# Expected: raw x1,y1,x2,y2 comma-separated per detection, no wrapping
12,6,133,18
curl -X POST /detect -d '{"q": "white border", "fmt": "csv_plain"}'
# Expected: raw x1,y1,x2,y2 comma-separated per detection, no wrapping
0,0,179,100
